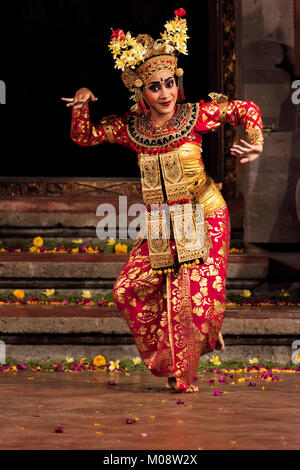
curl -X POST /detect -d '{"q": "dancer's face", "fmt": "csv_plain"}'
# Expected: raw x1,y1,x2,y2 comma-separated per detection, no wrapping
142,71,178,117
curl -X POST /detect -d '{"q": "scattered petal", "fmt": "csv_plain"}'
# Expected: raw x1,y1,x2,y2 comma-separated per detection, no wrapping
141,433,148,437
15,425,25,431
177,399,184,405
107,381,117,386
248,382,257,387
54,425,63,433
125,418,136,424
32,414,41,418
230,441,237,445
214,390,222,396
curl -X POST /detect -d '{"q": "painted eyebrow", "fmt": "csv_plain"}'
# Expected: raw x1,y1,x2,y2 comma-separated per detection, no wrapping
147,77,174,85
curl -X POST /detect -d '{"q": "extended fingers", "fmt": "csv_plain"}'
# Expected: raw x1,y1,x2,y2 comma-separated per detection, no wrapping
239,138,253,148
231,143,250,153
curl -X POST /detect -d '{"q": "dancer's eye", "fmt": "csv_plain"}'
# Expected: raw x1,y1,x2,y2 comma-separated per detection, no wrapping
166,79,174,88
149,84,160,92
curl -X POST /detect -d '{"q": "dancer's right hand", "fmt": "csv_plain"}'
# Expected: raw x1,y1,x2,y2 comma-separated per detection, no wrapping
61,87,98,108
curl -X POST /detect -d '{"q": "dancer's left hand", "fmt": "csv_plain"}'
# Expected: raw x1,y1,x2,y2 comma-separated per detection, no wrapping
230,139,263,164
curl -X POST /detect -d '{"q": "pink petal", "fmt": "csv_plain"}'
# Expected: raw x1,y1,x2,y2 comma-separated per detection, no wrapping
125,418,136,424
54,426,63,433
214,390,222,396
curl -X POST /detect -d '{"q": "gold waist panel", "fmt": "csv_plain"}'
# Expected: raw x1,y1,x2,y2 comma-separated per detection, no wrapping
179,142,226,216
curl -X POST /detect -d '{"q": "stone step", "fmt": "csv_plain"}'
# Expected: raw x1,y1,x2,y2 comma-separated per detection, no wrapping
0,305,299,363
0,253,269,281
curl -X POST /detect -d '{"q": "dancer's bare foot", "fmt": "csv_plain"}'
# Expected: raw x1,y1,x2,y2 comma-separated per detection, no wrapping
167,378,199,393
216,331,225,350
184,384,199,393
166,377,177,390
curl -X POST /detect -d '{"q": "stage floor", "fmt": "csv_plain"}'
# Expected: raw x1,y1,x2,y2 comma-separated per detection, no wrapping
0,368,299,450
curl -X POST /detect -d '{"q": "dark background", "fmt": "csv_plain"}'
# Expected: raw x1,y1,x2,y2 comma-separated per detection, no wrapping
0,0,219,177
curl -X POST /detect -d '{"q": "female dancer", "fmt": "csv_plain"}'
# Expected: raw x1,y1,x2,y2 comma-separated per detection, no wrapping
62,9,263,392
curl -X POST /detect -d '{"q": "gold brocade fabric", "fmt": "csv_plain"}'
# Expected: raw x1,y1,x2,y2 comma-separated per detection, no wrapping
135,143,226,270
137,142,226,216
179,142,226,217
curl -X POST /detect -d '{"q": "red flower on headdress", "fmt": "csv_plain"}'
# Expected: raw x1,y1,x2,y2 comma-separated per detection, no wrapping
110,28,125,41
174,8,186,17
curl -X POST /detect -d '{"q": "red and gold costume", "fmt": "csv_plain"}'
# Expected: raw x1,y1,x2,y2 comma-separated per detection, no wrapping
70,98,263,391
69,9,264,392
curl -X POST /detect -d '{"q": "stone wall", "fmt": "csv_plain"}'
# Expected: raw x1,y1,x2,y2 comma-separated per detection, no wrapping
236,0,300,244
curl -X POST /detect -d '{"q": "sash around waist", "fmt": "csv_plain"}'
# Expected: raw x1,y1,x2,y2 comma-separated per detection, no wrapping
188,172,226,216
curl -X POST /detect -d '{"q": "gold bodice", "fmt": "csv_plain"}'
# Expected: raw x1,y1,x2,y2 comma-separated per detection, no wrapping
178,142,226,216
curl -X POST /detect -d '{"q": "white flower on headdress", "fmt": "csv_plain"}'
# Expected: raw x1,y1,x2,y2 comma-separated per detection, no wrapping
109,29,147,71
158,17,189,55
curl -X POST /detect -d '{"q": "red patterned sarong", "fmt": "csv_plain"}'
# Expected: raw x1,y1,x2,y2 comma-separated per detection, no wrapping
113,205,230,390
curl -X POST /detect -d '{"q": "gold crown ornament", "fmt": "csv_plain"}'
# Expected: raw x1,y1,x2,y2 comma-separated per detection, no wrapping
108,8,189,112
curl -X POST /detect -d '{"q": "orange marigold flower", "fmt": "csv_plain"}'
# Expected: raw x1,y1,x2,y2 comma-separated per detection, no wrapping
33,236,44,247
93,355,106,367
13,289,25,300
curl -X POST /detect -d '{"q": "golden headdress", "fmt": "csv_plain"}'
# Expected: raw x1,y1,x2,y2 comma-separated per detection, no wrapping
108,8,189,111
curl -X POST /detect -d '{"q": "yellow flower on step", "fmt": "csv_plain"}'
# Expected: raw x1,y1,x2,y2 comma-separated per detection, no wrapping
133,357,142,365
210,355,221,366
33,236,44,247
281,288,290,297
241,289,251,297
249,357,259,364
114,243,128,254
13,289,25,300
72,239,83,244
43,289,55,297
108,302,114,307
108,360,120,371
65,357,74,363
72,248,79,253
93,355,106,368
82,290,92,299
30,246,38,252
106,238,116,246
